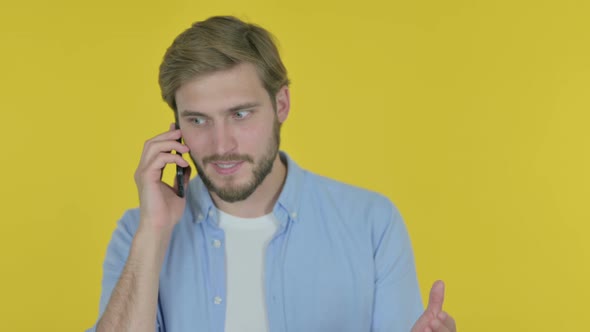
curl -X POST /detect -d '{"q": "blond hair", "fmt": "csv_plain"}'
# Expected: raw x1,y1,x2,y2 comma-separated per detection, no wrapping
158,16,290,113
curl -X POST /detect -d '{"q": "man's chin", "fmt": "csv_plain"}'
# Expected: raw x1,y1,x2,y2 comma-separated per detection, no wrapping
214,186,256,203
203,176,256,201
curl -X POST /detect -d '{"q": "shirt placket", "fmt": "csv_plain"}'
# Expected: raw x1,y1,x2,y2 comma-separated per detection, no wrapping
265,207,294,332
203,208,227,332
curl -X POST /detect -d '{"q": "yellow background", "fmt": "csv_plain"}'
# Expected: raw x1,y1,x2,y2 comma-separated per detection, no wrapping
1,0,588,331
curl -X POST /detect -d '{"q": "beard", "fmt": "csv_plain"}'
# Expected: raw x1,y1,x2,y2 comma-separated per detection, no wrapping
189,117,281,203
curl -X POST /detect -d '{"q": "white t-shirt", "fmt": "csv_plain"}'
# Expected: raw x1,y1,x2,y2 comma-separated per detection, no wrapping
218,209,280,332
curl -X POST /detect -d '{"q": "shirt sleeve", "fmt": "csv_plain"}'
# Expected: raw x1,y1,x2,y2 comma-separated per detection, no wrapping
370,199,424,332
86,209,162,332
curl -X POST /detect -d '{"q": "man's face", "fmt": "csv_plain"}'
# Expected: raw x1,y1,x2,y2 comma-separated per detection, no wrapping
175,62,289,203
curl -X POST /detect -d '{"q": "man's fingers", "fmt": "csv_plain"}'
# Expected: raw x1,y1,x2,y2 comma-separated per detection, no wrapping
146,140,189,160
144,125,182,147
410,312,430,332
438,311,456,331
149,153,190,174
420,282,455,332
428,317,452,332
426,280,445,316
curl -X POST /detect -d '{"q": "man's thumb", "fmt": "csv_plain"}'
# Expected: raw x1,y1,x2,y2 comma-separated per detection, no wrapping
426,280,445,316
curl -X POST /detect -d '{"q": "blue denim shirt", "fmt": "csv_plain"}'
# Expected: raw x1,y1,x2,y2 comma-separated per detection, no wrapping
88,152,423,332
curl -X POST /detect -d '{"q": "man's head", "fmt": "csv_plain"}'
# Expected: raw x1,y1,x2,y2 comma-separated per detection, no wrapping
159,16,290,113
158,16,290,203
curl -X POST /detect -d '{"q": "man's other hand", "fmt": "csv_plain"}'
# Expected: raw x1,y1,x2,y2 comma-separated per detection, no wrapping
410,280,457,332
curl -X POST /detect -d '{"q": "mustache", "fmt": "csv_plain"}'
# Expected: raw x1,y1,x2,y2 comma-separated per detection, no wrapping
203,153,254,164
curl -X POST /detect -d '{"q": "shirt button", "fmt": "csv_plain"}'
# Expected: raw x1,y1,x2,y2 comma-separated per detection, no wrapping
291,212,297,219
209,210,214,217
212,239,222,248
197,213,204,220
213,296,223,305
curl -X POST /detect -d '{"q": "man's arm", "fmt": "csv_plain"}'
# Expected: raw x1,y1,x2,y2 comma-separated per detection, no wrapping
369,198,457,332
370,199,424,332
89,123,191,331
96,225,172,331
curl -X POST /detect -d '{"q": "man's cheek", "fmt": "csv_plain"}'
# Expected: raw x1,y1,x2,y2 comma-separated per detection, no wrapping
188,151,205,169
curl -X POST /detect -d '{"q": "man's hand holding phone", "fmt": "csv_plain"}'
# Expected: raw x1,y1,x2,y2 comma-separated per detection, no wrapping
133,123,191,234
97,124,191,331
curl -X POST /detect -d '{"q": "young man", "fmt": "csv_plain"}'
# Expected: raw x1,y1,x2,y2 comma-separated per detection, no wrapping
89,16,456,332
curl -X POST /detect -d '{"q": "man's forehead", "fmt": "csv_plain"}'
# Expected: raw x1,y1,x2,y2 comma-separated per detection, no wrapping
175,64,270,115
181,62,263,89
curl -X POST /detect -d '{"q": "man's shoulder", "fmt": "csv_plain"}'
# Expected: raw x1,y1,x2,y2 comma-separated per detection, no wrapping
118,208,141,227
109,208,142,243
297,169,404,236
303,169,395,212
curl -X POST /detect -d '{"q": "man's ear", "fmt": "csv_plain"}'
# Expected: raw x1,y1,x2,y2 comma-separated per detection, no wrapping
275,86,290,123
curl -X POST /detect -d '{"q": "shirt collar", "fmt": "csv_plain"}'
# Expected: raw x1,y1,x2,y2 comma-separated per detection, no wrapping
186,151,305,224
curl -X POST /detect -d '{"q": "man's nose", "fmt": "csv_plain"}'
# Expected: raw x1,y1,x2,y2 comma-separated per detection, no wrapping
211,121,237,156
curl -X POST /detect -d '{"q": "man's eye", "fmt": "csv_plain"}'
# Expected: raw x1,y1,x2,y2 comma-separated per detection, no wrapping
192,117,206,125
234,110,251,119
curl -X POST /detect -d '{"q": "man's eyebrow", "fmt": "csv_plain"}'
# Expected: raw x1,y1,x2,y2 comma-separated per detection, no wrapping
226,102,260,113
180,103,260,117
179,110,207,117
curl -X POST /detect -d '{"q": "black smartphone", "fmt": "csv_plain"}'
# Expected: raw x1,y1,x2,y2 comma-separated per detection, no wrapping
174,121,185,198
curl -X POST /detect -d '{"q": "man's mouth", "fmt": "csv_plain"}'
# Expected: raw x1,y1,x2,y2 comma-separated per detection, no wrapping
211,161,245,175
216,163,238,169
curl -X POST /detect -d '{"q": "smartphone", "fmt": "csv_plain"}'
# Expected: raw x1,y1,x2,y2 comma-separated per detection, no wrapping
174,121,185,198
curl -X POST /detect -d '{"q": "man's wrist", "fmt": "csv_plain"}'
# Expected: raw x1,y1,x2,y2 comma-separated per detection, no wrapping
130,222,174,267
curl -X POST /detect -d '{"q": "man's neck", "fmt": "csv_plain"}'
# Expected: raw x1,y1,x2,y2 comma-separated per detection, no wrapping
210,154,287,218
